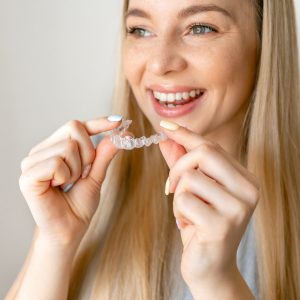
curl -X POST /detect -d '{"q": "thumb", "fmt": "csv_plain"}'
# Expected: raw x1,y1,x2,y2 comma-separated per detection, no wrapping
88,135,119,186
159,138,186,169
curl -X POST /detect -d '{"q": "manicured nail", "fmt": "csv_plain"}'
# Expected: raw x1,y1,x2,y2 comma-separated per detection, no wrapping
81,164,92,179
176,219,181,230
160,120,180,131
165,177,170,196
107,115,123,122
62,183,74,193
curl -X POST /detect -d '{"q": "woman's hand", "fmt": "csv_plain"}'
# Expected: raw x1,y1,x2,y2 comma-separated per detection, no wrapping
159,121,259,300
19,116,123,249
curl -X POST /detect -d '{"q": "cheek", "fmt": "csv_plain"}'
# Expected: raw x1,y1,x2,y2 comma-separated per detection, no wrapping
187,37,257,130
122,48,134,85
122,46,148,111
192,43,256,91
123,44,146,86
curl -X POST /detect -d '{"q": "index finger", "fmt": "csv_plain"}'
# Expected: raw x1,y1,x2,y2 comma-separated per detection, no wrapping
159,120,259,191
29,115,122,155
83,115,123,136
159,120,213,152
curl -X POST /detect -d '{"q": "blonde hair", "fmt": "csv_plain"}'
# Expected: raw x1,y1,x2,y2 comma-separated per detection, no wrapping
68,0,300,299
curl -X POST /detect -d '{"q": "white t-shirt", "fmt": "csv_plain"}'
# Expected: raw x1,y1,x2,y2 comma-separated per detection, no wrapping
182,218,258,299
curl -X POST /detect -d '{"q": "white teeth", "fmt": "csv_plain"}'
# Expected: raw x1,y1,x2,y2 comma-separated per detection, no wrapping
153,89,201,102
175,93,182,101
154,91,160,99
161,93,167,101
167,104,176,108
183,92,189,100
167,93,175,102
190,90,196,98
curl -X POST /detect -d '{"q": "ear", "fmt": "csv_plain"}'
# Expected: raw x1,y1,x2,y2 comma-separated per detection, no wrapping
159,139,186,169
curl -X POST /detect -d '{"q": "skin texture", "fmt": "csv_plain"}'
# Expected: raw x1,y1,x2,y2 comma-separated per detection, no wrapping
123,0,258,158
124,0,259,299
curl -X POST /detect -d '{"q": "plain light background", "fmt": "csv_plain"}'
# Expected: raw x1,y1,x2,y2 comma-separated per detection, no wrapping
0,1,299,297
0,1,122,297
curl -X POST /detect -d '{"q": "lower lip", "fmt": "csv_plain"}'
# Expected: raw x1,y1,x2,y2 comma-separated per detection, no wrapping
150,91,206,118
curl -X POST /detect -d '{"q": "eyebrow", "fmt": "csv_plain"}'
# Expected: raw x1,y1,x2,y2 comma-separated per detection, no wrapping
125,8,149,21
178,4,233,20
125,4,234,21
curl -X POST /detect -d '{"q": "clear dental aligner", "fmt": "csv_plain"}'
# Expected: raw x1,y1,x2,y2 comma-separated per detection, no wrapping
62,119,165,192
109,119,167,150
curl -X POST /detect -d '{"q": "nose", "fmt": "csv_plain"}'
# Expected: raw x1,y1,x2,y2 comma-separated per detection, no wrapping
146,40,187,76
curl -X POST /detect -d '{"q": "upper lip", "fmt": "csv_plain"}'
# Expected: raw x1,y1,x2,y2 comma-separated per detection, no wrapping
147,84,205,93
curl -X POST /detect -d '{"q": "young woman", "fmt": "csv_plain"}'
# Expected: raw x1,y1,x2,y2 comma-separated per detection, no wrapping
6,0,300,299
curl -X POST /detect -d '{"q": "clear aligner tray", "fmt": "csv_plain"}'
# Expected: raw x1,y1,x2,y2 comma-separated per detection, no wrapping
109,119,167,150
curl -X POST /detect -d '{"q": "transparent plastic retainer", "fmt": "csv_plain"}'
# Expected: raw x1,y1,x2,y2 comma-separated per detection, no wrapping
62,119,167,193
109,119,167,150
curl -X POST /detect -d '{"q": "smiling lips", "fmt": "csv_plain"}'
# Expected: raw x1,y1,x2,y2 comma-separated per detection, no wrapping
153,88,204,108
147,86,206,117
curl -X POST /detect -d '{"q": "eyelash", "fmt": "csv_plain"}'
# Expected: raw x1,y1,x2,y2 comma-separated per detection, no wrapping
126,23,217,37
188,23,217,35
126,27,151,37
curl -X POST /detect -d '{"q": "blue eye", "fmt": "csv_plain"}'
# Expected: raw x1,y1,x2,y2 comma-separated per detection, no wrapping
127,27,153,37
190,24,216,35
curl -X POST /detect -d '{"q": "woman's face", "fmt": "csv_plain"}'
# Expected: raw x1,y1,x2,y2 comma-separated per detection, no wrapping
123,0,258,154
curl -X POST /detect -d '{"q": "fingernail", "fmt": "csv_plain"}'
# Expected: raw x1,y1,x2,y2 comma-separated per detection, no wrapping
62,183,74,193
81,164,92,179
160,120,180,131
107,115,123,122
165,177,170,196
176,219,181,230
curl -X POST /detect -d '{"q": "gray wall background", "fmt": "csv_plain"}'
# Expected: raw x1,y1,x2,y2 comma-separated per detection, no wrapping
0,1,122,297
0,1,299,297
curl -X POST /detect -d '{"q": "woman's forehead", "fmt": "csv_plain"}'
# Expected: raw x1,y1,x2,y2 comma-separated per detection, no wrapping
126,0,255,23
126,0,252,10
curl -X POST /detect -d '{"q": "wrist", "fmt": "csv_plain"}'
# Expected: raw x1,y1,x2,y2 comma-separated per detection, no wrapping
34,228,82,258
188,267,254,300
13,228,80,300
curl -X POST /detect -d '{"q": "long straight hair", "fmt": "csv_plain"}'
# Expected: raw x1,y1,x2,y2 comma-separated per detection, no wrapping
68,1,300,299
